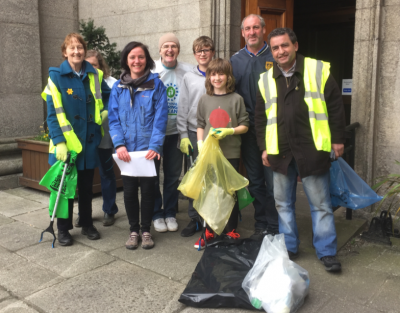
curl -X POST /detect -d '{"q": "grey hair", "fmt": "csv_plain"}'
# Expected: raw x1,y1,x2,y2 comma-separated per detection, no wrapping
241,14,265,29
267,28,297,45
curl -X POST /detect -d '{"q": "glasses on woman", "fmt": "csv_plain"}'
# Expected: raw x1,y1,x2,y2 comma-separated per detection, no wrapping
195,49,212,55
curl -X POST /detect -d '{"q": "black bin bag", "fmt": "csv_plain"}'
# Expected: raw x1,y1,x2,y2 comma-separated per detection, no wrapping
179,238,262,310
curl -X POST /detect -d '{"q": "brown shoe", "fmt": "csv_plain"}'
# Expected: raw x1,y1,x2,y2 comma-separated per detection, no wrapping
141,232,154,250
125,232,140,250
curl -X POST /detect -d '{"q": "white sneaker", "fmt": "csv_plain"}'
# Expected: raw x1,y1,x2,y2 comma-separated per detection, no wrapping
153,218,167,232
165,217,178,232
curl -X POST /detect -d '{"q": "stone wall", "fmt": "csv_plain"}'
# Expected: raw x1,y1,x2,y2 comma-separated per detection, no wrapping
78,0,242,65
0,0,43,138
39,0,79,88
352,0,400,187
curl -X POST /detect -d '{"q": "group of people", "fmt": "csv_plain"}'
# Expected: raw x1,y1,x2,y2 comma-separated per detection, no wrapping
44,13,345,272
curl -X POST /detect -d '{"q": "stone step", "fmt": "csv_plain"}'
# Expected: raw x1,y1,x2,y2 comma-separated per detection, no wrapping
0,154,22,176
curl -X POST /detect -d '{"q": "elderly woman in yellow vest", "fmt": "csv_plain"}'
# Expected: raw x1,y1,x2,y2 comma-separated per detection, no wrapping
43,33,111,246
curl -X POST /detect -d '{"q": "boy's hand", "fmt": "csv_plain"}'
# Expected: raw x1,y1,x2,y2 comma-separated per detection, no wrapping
211,128,234,140
180,138,193,155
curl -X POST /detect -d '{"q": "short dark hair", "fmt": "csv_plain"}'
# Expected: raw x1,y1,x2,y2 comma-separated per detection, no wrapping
267,28,297,45
120,41,155,73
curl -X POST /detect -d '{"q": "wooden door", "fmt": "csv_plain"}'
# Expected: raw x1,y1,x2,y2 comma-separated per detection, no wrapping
241,0,294,48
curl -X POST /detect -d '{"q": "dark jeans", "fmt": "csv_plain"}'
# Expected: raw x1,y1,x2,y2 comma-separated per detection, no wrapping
58,169,95,231
98,148,118,215
241,126,278,232
123,159,160,233
153,134,183,220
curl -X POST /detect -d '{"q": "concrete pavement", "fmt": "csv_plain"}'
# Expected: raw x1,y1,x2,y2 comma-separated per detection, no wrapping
0,185,399,313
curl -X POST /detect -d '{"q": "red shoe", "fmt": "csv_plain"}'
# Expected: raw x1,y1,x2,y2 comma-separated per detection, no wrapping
225,229,240,239
194,229,214,250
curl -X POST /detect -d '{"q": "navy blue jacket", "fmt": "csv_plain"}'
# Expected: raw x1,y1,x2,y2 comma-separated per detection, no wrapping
230,45,274,126
46,60,111,170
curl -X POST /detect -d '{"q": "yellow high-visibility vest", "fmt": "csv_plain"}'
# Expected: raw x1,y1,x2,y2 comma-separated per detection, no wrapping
258,57,331,155
41,68,105,154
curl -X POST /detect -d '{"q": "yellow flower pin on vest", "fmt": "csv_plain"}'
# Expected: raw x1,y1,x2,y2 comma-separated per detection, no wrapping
67,88,73,95
265,62,273,71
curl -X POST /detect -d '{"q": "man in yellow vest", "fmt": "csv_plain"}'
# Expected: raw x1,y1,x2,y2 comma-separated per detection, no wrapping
254,28,346,272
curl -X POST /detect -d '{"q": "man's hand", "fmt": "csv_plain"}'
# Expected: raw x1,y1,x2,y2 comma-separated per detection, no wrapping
180,138,193,155
116,146,131,163
262,150,270,167
145,149,160,160
331,143,344,159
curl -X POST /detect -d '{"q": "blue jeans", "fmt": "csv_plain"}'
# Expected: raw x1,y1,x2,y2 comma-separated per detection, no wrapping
273,159,337,259
241,127,278,231
98,148,118,215
153,134,182,220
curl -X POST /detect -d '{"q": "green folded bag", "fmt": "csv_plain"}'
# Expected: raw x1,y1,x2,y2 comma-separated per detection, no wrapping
39,151,78,219
238,187,255,211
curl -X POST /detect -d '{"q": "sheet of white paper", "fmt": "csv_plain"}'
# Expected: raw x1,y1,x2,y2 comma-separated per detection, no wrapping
112,151,156,177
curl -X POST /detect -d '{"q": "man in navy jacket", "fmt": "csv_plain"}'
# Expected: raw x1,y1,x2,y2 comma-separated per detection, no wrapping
230,14,278,239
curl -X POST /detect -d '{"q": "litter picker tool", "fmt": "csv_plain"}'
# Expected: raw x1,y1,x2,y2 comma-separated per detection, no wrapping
39,152,71,248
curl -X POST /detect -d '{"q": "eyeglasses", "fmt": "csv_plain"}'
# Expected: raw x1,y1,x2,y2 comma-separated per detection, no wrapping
161,45,178,50
195,49,212,55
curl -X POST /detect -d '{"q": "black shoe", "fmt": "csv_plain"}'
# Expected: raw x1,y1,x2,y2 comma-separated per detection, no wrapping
288,250,299,260
250,228,277,241
320,256,342,272
103,213,115,226
58,230,73,246
74,216,81,228
81,225,101,240
181,218,203,237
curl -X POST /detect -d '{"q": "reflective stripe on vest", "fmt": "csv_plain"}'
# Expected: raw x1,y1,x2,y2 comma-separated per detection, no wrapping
41,69,106,152
303,58,331,152
41,78,83,154
258,57,331,155
90,69,104,127
259,69,279,154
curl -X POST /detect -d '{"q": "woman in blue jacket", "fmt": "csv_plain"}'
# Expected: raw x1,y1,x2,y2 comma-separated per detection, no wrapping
109,42,168,250
45,33,111,246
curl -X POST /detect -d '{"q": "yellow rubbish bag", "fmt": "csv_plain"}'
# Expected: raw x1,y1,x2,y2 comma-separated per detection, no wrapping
178,130,249,235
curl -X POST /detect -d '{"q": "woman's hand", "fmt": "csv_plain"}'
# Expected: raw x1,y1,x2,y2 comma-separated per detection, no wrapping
145,149,160,160
116,146,131,163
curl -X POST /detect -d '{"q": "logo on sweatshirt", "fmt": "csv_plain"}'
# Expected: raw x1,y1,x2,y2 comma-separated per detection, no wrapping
166,83,179,115
265,62,273,71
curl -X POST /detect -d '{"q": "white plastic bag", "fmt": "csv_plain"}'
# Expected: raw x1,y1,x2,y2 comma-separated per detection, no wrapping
242,234,310,313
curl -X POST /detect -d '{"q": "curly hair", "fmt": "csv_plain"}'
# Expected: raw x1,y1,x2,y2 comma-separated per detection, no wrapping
205,58,235,96
86,50,111,78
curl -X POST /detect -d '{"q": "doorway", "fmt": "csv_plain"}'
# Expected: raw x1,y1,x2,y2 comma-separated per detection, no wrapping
293,0,356,125
240,0,356,124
